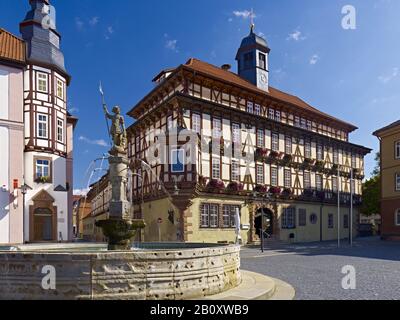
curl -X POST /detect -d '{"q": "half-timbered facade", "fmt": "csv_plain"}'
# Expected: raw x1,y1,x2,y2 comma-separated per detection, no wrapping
0,0,77,244
127,26,371,244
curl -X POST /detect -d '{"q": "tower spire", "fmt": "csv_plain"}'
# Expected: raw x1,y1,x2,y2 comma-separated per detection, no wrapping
250,8,255,33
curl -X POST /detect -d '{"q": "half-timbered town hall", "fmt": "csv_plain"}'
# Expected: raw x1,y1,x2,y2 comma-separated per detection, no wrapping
127,25,371,244
0,0,77,244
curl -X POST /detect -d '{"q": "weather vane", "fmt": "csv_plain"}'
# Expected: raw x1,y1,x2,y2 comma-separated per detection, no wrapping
250,8,255,31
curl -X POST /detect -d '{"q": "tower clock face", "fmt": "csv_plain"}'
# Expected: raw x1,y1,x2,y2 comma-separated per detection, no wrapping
260,74,267,84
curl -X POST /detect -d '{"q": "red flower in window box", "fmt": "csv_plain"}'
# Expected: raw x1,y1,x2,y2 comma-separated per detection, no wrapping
254,185,268,194
269,186,281,195
206,179,225,192
255,148,269,159
269,151,280,160
226,181,244,193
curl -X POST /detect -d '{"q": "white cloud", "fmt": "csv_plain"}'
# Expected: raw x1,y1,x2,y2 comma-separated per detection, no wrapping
309,54,320,65
68,107,79,114
165,39,178,51
89,16,99,26
105,26,115,40
73,188,89,196
79,136,109,147
378,67,399,84
75,17,84,30
164,34,179,52
287,30,306,41
233,10,255,20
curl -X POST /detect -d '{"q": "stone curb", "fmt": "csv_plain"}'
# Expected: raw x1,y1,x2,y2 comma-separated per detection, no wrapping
199,270,295,300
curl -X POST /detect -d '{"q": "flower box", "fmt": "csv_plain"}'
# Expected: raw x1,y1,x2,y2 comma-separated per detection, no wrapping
254,185,268,194
226,181,244,193
269,186,282,195
206,179,225,192
35,176,51,184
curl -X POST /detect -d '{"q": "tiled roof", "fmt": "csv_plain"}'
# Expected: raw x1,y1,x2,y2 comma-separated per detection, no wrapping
0,28,26,64
373,120,400,136
183,58,357,131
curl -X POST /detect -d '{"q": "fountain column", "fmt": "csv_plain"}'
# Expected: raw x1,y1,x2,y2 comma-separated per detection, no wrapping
96,104,145,250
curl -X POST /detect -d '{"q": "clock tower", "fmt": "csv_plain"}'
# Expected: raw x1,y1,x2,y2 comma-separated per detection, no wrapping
236,24,270,92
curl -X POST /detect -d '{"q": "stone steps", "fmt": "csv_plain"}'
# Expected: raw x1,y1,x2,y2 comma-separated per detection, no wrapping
200,270,295,300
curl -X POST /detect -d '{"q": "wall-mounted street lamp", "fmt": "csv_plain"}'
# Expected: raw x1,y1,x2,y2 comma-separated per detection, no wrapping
20,182,32,244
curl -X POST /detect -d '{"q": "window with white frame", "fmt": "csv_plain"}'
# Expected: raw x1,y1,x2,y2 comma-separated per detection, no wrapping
213,118,222,139
275,111,281,122
301,118,307,129
333,149,339,164
294,116,300,128
37,72,48,92
316,175,323,191
231,160,240,182
257,129,265,148
272,133,279,152
352,155,357,168
298,209,307,227
304,171,311,189
223,205,240,228
396,209,400,226
192,113,201,134
285,136,292,155
212,157,221,179
200,203,219,228
284,169,292,188
37,114,48,138
210,205,219,228
247,102,254,114
35,159,50,179
396,173,400,191
255,104,261,116
171,149,185,173
269,109,275,120
256,164,264,185
232,123,241,144
305,141,312,159
282,207,296,229
317,144,324,161
56,79,64,99
396,141,400,159
57,118,64,143
271,167,278,187
307,120,312,131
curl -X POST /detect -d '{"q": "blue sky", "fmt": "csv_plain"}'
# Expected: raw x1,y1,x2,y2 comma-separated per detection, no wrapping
1,0,399,193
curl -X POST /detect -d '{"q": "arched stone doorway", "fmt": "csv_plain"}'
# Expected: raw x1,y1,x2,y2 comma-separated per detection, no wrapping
255,208,274,239
29,190,57,242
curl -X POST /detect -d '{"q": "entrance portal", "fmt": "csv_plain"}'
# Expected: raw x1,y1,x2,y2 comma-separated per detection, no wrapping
255,208,274,239
33,208,54,242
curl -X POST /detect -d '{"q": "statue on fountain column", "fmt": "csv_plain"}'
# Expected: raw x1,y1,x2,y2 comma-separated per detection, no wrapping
103,104,127,154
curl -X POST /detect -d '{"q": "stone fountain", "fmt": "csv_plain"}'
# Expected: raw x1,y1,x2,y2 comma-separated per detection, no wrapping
0,100,242,300
95,104,145,250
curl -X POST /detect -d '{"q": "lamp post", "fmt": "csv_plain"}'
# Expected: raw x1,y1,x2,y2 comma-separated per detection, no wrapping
20,183,32,244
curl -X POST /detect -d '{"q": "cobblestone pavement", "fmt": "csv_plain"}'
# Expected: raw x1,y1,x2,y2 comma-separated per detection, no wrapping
240,237,400,300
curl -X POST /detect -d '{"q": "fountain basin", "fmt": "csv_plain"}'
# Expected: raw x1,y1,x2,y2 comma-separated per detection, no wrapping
0,243,241,300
